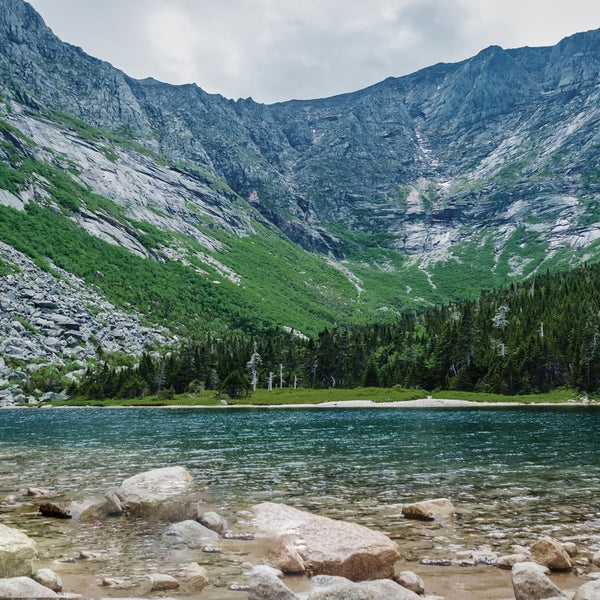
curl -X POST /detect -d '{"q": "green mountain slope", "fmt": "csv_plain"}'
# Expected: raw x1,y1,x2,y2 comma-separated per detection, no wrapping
1,0,600,351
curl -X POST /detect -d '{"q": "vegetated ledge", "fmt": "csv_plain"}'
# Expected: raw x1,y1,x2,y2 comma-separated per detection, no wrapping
39,387,597,409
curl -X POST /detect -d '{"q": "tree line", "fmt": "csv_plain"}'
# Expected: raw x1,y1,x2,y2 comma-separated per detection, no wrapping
75,262,600,399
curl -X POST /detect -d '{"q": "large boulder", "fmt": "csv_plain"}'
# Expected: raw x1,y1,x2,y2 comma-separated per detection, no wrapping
530,537,572,571
511,562,566,600
251,502,399,581
401,498,455,522
0,576,58,598
0,524,37,578
573,580,600,600
115,466,197,521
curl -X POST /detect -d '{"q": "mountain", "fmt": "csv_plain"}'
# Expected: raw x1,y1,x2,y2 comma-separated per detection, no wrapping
1,0,600,401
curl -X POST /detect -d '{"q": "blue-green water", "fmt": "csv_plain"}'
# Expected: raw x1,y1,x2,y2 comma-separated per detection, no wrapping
2,406,599,529
1,406,599,598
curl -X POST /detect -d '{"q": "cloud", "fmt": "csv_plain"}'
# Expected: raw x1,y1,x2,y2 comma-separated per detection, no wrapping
27,0,600,104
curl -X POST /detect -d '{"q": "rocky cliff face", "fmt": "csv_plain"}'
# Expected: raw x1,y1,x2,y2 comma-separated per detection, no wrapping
2,0,599,263
1,0,600,402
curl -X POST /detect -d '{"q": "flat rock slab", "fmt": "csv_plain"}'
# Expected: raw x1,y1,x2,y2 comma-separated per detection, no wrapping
251,502,399,581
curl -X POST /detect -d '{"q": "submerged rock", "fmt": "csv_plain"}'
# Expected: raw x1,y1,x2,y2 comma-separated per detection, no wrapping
401,498,456,522
251,501,399,581
164,519,221,547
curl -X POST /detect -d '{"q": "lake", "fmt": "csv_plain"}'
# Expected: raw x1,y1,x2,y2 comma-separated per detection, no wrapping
1,405,599,598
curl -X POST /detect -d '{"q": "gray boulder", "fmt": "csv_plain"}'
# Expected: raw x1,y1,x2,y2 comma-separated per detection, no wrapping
32,568,62,592
248,570,298,600
395,570,425,595
511,562,566,600
573,580,600,600
199,510,228,535
164,519,221,547
0,576,58,598
0,524,37,578
251,502,399,582
115,466,196,521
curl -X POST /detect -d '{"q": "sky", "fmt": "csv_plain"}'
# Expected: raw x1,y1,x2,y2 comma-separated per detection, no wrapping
27,0,600,104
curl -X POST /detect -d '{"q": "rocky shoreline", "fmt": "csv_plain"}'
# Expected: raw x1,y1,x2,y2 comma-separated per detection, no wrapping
1,466,599,600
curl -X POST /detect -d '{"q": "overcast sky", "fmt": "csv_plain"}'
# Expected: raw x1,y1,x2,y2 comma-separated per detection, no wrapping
27,0,600,104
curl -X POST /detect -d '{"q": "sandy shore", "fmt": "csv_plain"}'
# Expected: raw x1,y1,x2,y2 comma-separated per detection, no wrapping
314,398,519,408
237,397,594,409
24,397,595,409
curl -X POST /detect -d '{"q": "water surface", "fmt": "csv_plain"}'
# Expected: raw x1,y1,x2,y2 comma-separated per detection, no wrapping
1,406,599,598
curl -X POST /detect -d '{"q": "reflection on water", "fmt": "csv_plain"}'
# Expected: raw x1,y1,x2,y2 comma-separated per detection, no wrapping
1,406,599,598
